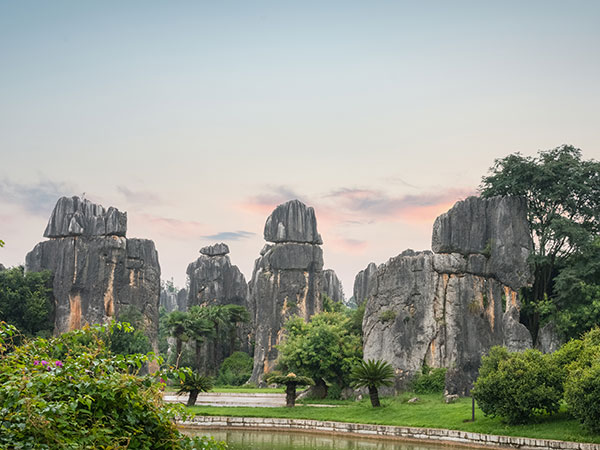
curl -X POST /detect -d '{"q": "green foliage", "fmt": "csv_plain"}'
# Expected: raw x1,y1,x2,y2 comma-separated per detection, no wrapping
0,321,226,449
0,266,54,337
379,310,396,322
265,372,313,386
411,365,447,394
216,351,253,386
0,239,5,247
472,347,562,424
158,306,170,357
109,305,151,356
277,311,362,394
556,327,600,433
350,359,394,407
350,359,394,390
480,145,600,338
552,238,600,340
322,294,343,313
175,367,214,406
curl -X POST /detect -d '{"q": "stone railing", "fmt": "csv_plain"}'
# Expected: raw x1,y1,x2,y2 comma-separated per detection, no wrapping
179,416,600,450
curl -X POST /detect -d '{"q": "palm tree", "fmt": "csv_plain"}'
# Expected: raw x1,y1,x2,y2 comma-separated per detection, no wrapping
266,372,313,407
222,304,250,354
166,311,190,368
176,367,214,407
350,359,395,407
187,306,216,372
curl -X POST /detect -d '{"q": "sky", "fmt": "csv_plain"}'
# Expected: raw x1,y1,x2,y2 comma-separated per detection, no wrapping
1,1,599,297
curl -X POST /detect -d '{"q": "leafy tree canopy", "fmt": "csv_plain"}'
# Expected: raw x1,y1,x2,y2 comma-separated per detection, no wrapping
276,310,362,396
480,145,600,337
0,266,54,337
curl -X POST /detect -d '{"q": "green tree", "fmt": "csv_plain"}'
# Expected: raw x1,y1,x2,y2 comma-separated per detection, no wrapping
0,266,54,337
480,145,600,337
350,359,394,407
472,347,562,424
277,311,362,398
166,310,191,367
562,328,600,433
265,372,313,407
109,305,152,356
186,306,215,371
176,367,214,407
216,351,253,386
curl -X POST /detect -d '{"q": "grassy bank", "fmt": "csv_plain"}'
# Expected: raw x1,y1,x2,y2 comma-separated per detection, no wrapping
187,393,599,444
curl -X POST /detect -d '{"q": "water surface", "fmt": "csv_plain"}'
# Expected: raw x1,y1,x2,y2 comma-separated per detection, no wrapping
184,428,469,450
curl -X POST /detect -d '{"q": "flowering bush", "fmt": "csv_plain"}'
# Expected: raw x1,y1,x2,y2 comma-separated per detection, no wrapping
0,321,226,450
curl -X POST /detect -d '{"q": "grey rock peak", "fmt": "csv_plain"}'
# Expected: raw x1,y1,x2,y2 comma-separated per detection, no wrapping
264,199,322,245
200,243,230,256
432,195,533,290
44,196,127,238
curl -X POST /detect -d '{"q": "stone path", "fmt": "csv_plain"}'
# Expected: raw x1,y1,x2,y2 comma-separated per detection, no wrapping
164,392,336,408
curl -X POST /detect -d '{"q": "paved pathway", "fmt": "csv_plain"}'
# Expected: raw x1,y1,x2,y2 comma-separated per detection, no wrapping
164,392,287,407
164,392,336,407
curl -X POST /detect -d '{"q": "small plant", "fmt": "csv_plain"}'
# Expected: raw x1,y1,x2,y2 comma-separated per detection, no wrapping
379,310,397,323
266,372,313,407
482,239,493,258
176,367,214,407
351,359,395,407
412,365,447,394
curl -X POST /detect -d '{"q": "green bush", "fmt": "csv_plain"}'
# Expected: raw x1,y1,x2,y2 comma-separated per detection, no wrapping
472,347,562,424
216,351,253,386
0,321,227,449
562,327,600,433
412,365,447,394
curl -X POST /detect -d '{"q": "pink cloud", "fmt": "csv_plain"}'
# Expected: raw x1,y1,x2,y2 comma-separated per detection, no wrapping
325,236,369,253
133,214,206,240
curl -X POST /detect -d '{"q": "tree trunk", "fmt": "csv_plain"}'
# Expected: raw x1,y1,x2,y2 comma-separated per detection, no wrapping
175,339,182,368
312,378,328,399
368,386,380,407
285,383,297,407
187,389,199,407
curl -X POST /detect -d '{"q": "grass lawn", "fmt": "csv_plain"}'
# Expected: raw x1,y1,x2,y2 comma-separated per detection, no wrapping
187,393,599,444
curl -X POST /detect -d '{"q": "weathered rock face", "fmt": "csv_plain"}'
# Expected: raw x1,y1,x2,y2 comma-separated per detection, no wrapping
186,246,250,373
361,196,533,395
263,199,322,245
0,263,5,271
200,243,230,257
536,321,563,354
44,196,127,239
432,196,532,290
187,248,248,309
249,200,324,383
352,262,377,306
160,285,187,313
26,197,160,350
322,269,345,304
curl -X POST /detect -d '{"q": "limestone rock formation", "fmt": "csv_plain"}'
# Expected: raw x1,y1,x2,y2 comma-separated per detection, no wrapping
44,196,127,239
200,243,230,257
432,196,532,290
186,245,250,373
26,197,160,349
263,199,322,244
0,263,5,271
322,269,345,304
249,200,324,383
536,322,563,354
160,284,187,313
361,196,533,395
352,262,377,306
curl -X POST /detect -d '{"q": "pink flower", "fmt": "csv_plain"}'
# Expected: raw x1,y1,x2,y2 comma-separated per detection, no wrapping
40,360,48,366
55,361,63,368
33,360,40,366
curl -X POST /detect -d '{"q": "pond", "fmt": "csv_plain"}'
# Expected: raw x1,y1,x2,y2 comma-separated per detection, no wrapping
183,428,470,450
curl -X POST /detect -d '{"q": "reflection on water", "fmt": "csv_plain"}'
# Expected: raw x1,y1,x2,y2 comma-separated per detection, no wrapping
184,428,467,450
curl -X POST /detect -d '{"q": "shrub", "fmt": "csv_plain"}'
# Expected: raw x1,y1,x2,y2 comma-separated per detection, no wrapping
562,327,600,433
0,321,226,450
472,347,562,424
412,365,447,394
216,351,253,386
